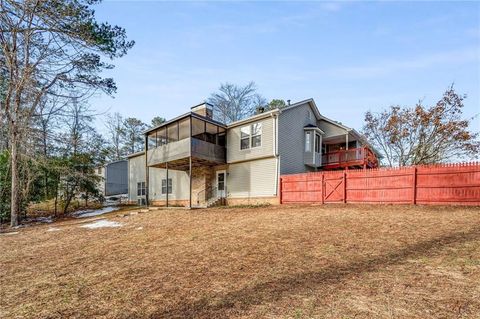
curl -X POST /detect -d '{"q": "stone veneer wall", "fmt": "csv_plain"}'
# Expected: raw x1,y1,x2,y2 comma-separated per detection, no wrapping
191,166,214,205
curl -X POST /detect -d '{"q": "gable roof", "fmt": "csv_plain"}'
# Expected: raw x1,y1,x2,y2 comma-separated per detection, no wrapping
279,98,322,120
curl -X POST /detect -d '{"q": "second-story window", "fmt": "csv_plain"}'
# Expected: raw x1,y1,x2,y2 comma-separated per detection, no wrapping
240,122,262,150
305,131,312,152
240,126,250,150
251,123,262,147
315,133,321,153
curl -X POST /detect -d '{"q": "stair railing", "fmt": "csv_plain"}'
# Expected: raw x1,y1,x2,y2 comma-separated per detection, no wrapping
196,185,218,205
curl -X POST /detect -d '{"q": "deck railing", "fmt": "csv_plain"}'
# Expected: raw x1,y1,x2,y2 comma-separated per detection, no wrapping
322,147,378,168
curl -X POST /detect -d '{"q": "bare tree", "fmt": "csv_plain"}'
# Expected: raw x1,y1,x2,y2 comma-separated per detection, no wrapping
207,82,266,123
363,86,480,166
104,112,125,160
0,0,133,226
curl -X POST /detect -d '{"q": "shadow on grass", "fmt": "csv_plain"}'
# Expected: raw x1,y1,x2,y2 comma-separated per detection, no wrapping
153,226,480,318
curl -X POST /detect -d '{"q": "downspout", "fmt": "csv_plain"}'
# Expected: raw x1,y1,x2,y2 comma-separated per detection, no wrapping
145,136,149,206
271,111,280,197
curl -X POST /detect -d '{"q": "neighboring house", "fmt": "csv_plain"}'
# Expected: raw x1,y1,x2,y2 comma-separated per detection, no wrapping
127,99,380,207
96,160,128,197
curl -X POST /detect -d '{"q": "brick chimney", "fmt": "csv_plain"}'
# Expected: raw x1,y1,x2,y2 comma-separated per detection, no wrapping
191,102,213,119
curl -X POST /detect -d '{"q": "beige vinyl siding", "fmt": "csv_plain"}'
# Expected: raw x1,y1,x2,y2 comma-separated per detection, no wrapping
227,117,274,163
128,154,189,202
318,119,347,137
148,168,189,200
128,155,145,202
227,157,277,198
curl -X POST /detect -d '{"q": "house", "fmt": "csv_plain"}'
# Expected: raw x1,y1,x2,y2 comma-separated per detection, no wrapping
95,160,128,197
127,99,380,207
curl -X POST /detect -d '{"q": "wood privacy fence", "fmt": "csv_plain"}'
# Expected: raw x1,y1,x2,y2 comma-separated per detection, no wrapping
280,162,480,206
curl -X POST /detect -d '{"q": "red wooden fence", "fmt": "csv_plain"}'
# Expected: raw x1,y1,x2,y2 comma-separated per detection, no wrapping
280,162,480,206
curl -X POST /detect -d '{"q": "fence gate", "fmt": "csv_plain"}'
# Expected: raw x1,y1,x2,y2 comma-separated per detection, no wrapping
323,172,344,203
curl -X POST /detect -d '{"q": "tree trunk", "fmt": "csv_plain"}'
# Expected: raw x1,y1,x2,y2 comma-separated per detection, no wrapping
10,131,19,227
54,174,59,217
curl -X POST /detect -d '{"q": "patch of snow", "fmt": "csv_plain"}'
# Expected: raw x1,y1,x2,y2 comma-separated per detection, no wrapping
35,216,53,223
74,206,119,218
1,231,19,235
80,219,123,229
47,227,61,232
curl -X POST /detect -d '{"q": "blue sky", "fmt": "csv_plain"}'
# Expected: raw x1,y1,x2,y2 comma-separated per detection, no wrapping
92,1,480,132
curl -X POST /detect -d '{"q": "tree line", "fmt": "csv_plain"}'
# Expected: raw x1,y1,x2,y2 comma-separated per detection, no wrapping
0,0,134,226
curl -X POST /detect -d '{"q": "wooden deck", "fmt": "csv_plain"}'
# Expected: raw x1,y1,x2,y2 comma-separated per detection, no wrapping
322,147,379,170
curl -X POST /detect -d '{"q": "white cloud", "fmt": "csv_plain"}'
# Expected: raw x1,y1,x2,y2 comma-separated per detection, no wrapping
319,2,344,12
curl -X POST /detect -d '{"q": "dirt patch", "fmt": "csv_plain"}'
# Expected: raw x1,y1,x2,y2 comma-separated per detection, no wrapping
1,204,479,318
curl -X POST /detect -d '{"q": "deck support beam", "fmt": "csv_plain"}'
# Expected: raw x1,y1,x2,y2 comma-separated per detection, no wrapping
189,157,192,208
166,162,169,208
145,135,149,207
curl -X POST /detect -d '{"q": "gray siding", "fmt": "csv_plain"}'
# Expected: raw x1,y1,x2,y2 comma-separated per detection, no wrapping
105,160,128,196
278,103,317,175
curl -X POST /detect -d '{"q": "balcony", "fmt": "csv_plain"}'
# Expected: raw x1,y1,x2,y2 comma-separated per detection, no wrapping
145,113,226,170
321,147,379,170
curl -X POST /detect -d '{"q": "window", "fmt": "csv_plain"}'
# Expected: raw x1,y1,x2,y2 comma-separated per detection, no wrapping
305,131,311,152
217,172,225,191
315,133,321,153
240,122,262,150
251,123,262,147
137,182,146,196
240,126,250,150
307,110,312,120
161,178,172,194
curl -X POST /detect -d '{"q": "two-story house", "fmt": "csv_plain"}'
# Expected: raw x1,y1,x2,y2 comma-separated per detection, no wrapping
127,98,380,207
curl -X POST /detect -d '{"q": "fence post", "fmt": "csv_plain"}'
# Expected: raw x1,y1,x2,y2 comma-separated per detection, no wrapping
343,170,347,204
412,167,417,205
279,177,283,204
321,173,324,205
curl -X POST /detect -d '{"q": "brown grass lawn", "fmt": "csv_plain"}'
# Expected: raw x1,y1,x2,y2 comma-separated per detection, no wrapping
1,205,480,319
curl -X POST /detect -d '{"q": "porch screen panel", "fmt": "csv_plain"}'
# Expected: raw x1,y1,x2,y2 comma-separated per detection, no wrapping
178,118,190,140
217,127,226,146
148,132,157,149
205,122,218,144
191,117,205,140
167,123,179,143
157,127,167,146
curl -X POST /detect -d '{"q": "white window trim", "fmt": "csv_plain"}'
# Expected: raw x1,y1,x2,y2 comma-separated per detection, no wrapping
161,178,172,194
137,182,146,197
240,122,262,150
